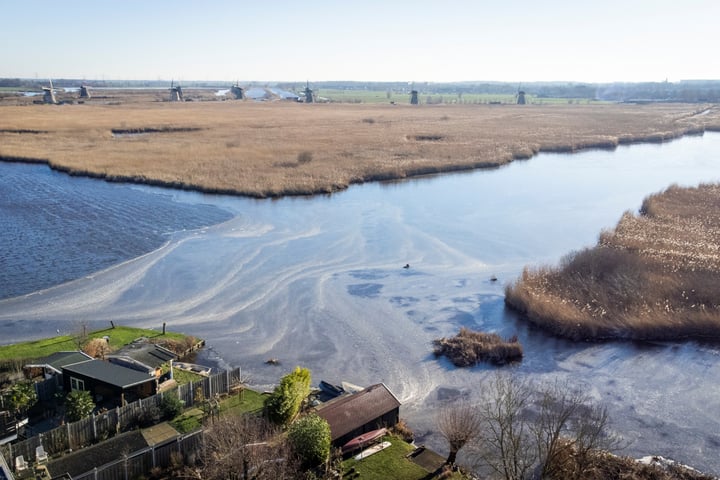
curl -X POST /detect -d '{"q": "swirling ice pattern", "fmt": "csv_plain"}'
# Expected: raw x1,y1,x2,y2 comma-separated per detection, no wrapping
2,135,720,474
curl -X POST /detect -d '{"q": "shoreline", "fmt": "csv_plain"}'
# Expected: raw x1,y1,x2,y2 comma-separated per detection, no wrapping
2,102,719,199
505,183,720,343
1,125,718,200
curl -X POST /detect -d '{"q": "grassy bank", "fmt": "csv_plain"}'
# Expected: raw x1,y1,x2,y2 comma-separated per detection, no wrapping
505,183,720,341
1,102,719,198
0,326,190,361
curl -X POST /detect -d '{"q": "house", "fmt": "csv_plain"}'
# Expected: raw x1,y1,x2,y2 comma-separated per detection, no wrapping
61,359,158,406
107,342,177,376
315,383,401,448
24,351,94,401
24,351,93,379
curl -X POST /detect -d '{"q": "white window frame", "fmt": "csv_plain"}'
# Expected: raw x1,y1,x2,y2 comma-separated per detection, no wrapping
70,377,85,391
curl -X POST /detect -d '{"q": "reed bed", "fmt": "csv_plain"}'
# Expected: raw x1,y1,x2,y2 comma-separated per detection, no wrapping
433,327,523,366
1,101,719,197
505,183,720,341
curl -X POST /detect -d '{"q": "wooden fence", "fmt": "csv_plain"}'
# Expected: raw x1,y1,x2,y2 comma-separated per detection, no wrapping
71,430,204,480
0,367,245,474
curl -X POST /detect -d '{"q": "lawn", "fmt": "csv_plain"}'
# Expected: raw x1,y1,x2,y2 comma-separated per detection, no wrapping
0,326,190,361
342,435,464,480
170,388,266,433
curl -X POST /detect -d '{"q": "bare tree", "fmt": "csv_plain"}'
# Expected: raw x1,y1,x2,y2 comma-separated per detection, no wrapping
531,381,586,479
72,319,89,351
472,373,537,480
184,414,298,480
469,373,622,480
567,402,623,480
436,402,482,466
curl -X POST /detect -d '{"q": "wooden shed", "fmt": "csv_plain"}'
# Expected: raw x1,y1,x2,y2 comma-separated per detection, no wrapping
315,383,401,448
61,359,158,406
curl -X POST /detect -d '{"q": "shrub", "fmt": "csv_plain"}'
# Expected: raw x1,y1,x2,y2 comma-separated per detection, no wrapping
297,151,313,164
160,392,184,419
264,366,312,425
83,338,112,358
65,390,95,422
139,404,161,427
288,413,331,468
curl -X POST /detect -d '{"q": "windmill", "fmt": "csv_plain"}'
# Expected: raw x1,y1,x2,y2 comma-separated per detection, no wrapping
409,82,418,105
304,81,314,103
42,79,57,104
79,84,91,99
516,84,526,105
169,79,183,102
230,81,244,100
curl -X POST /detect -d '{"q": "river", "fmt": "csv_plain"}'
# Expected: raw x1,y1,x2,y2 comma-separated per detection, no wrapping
1,134,719,473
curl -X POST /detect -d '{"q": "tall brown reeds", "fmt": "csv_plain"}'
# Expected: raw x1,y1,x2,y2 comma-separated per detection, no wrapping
433,328,523,366
1,102,719,198
506,183,720,341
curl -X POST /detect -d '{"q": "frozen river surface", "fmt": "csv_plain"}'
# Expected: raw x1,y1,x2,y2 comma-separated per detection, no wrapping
1,134,720,473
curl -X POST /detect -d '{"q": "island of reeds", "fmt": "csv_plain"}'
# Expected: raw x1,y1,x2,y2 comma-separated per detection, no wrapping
433,328,523,366
1,101,720,198
505,183,720,341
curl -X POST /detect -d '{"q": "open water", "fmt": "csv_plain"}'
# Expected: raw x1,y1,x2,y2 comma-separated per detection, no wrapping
1,134,719,473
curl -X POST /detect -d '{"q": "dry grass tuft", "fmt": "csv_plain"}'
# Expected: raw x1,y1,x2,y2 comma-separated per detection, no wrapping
544,440,715,480
433,327,523,366
506,183,720,341
1,101,719,197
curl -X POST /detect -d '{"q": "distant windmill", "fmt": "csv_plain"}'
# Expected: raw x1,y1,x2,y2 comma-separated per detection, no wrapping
516,84,526,105
169,79,183,102
304,81,314,103
230,81,244,100
409,82,419,105
79,84,91,99
42,79,57,104
410,90,419,105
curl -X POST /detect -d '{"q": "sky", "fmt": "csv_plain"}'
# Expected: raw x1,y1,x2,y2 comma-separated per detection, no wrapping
2,0,719,83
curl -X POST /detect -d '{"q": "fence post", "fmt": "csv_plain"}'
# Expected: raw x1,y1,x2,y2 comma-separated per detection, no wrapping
116,406,121,434
92,413,97,442
67,422,72,450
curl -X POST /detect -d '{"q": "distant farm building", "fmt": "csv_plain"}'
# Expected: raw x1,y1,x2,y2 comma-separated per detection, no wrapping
315,383,401,448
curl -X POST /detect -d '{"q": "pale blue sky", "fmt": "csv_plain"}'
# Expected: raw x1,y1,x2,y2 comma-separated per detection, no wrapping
2,0,718,83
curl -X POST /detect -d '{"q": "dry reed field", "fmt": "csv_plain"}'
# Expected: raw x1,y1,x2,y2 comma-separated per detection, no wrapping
505,183,720,341
1,100,720,197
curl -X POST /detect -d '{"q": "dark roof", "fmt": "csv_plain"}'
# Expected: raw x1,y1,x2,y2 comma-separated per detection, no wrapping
316,383,401,440
110,343,177,369
26,351,92,373
62,360,155,389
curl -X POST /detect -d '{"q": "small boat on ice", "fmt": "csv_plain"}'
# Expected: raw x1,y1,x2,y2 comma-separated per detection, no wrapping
342,427,388,453
319,380,345,398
